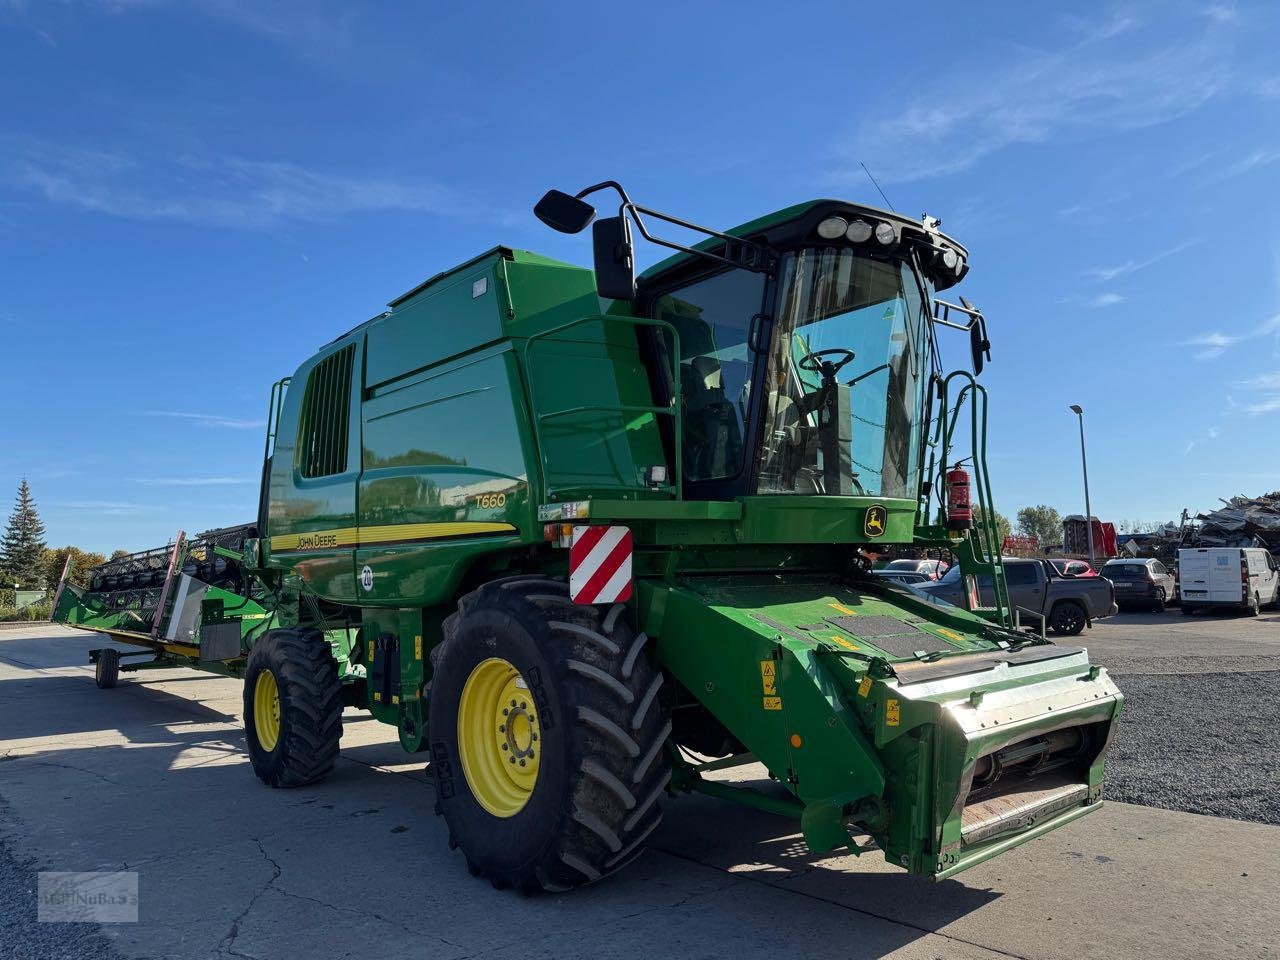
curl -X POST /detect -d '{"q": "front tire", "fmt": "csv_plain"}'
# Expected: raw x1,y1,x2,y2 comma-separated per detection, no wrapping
95,649,120,689
244,627,343,787
429,576,670,893
1050,600,1087,636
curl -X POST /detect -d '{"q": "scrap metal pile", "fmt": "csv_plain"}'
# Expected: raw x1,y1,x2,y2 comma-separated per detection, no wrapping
1193,492,1280,549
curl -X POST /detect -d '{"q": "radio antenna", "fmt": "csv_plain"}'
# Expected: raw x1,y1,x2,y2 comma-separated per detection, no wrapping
860,161,895,212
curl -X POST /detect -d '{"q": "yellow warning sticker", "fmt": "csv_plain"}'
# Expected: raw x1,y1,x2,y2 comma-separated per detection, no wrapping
368,640,375,662
414,635,422,660
763,696,783,711
829,602,856,616
857,675,873,698
760,660,777,696
373,691,382,702
936,628,964,643
829,635,859,652
886,699,900,726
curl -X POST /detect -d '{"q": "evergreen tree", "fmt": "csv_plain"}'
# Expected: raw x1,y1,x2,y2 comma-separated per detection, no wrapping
1,479,48,588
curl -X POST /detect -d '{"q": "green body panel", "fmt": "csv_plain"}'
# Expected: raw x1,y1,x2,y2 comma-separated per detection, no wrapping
641,574,1122,874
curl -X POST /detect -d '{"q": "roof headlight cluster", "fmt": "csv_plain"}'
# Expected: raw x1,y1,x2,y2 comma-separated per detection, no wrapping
845,219,874,243
816,216,849,240
874,222,898,246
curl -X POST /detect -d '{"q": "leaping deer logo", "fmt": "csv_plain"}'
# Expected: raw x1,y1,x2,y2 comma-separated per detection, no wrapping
865,506,886,538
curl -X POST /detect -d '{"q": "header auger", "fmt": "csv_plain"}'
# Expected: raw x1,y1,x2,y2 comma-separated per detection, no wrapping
55,179,1122,891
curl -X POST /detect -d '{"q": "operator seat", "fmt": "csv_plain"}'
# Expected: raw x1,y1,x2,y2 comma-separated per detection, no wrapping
682,355,743,480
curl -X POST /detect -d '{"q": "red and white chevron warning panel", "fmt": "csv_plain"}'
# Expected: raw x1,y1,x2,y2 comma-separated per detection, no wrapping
569,525,633,604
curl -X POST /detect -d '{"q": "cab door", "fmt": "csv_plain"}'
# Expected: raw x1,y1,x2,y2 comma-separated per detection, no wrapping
264,337,363,601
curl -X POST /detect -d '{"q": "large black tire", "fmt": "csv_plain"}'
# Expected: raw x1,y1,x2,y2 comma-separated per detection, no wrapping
95,649,120,689
1049,600,1087,636
1247,593,1261,617
1152,587,1166,613
244,627,343,788
429,576,670,893
1182,604,1197,616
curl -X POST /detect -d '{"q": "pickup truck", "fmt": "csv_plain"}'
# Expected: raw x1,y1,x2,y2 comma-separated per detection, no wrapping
917,557,1117,636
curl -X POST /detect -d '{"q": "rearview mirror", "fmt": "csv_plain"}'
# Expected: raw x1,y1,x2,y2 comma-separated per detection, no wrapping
969,316,991,375
592,216,636,301
534,190,596,234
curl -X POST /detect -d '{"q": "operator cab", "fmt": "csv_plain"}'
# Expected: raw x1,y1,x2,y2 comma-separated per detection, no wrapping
635,201,967,502
533,187,982,505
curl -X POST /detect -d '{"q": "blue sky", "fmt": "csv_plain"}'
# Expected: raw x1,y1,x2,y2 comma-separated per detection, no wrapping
2,0,1278,553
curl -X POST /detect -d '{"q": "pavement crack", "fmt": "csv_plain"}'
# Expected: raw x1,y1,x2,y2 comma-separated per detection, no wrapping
20,758,122,786
216,837,281,960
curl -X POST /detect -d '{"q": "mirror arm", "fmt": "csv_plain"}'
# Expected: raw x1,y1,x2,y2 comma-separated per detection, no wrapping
623,201,776,275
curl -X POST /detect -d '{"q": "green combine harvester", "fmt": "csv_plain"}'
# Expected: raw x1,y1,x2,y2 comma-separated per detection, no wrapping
54,181,1123,891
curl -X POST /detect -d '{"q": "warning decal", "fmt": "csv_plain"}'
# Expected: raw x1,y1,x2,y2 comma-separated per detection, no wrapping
857,675,872,698
760,659,781,710
886,698,901,727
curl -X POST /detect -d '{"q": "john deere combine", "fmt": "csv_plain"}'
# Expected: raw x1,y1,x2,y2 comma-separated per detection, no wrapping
54,180,1123,890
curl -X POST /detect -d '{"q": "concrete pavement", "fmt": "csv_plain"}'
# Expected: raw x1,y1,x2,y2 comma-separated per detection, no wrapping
2,625,1277,960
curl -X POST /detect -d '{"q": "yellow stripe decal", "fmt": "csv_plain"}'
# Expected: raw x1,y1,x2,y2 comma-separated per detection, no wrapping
271,521,517,552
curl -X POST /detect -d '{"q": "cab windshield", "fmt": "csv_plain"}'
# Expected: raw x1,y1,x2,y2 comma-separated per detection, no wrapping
757,248,930,498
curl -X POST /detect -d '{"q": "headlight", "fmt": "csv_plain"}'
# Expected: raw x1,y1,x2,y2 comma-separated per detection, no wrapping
874,222,897,245
940,248,958,270
816,216,848,240
846,219,874,242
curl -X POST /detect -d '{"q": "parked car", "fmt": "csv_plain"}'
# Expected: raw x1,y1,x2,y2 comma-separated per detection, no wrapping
882,558,949,580
1048,558,1097,577
916,557,1116,636
872,569,932,586
1099,558,1176,612
1177,547,1280,616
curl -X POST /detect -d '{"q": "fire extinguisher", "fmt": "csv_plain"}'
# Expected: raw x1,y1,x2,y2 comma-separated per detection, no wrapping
946,462,972,532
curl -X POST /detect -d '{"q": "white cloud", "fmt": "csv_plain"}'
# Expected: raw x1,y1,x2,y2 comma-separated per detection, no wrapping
1235,371,1280,390
1089,292,1125,308
1212,147,1280,182
1243,396,1280,416
146,411,265,429
840,27,1234,183
8,143,467,229
1202,3,1238,23
1086,238,1202,282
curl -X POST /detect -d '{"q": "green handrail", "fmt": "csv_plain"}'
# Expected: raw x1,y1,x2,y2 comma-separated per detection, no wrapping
522,315,683,501
924,371,1011,627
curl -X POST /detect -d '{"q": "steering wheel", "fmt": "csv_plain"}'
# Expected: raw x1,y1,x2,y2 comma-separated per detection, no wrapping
798,348,855,384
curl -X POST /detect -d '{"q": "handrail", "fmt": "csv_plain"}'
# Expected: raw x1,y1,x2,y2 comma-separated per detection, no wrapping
925,370,1011,627
522,315,683,501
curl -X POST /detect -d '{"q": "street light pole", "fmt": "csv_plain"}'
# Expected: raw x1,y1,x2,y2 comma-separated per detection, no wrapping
1069,404,1095,567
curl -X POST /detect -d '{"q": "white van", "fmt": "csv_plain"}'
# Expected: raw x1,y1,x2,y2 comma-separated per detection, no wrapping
1177,547,1280,615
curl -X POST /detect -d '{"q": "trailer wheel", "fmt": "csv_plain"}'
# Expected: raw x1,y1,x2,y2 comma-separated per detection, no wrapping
95,649,120,689
244,627,343,788
1049,601,1086,636
429,576,670,893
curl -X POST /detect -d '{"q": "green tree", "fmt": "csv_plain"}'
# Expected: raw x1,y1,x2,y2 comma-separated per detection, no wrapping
110,548,130,560
972,505,1012,549
43,546,108,591
1016,505,1062,548
0,479,47,588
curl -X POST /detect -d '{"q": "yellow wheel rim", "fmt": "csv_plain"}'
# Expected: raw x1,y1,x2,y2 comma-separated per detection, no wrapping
254,669,282,752
457,657,541,817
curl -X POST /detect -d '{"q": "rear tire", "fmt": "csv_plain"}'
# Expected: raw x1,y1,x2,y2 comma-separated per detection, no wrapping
1182,604,1197,616
244,627,343,787
1050,600,1087,636
1248,594,1261,617
429,576,670,893
94,649,120,689
1152,588,1166,613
